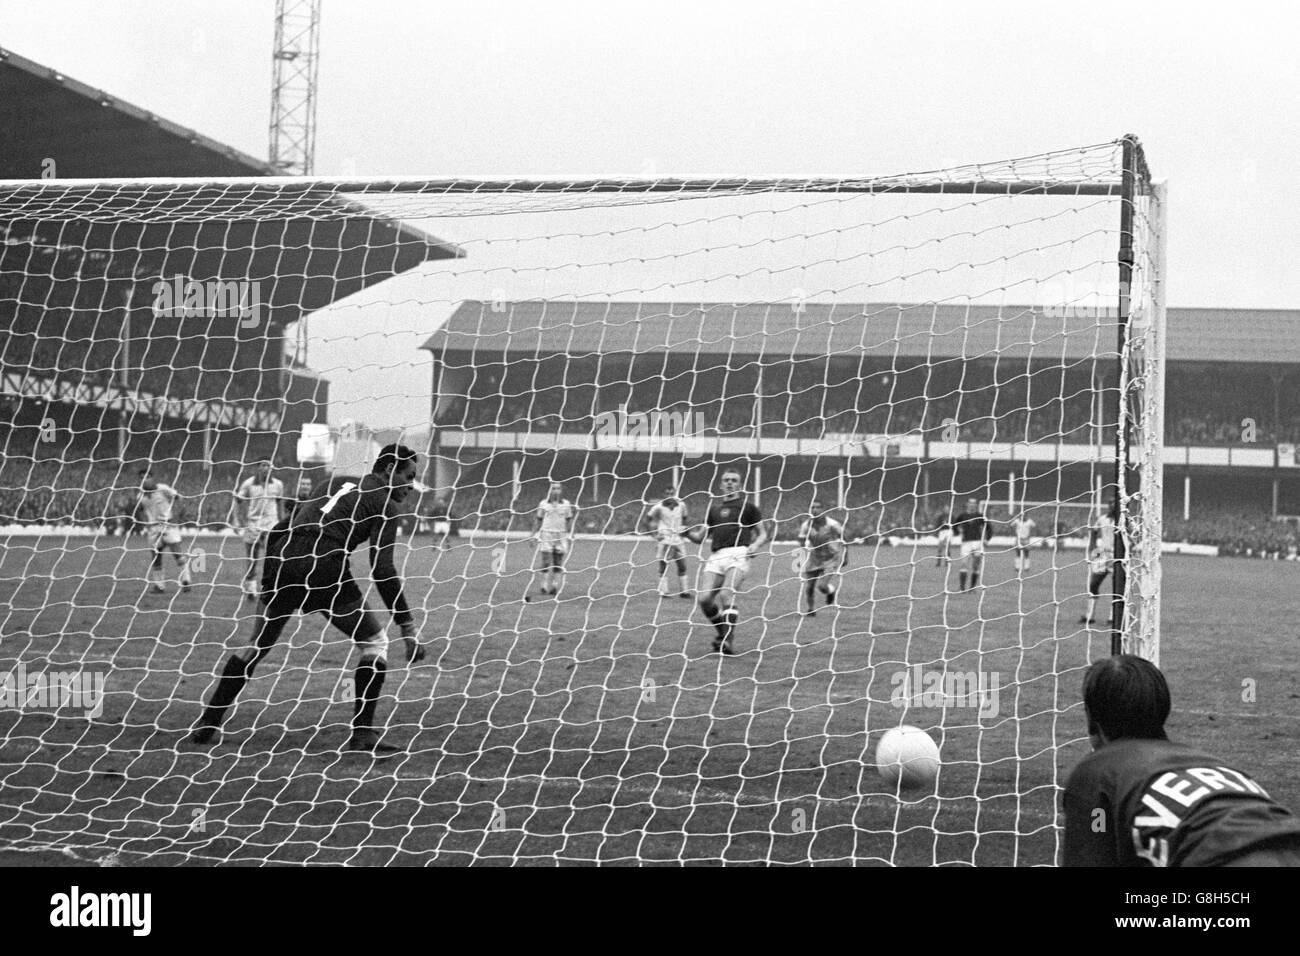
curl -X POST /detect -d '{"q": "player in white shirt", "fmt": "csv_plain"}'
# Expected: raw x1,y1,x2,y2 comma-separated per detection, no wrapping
138,468,192,594
935,505,954,567
640,489,691,599
1080,502,1118,626
527,482,576,601
1011,511,1036,575
798,500,846,616
234,461,286,601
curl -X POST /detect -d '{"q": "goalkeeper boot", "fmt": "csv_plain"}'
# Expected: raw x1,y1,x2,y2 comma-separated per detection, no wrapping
345,729,402,755
188,714,223,747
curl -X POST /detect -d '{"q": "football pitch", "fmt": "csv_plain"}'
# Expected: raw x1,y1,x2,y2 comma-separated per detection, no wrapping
0,534,1296,866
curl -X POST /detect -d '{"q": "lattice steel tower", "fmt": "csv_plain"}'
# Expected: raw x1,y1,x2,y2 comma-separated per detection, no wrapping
269,0,321,175
270,0,321,363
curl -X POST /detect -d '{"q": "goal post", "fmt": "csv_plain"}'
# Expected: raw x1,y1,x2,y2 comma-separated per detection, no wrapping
1113,137,1166,663
0,139,1164,866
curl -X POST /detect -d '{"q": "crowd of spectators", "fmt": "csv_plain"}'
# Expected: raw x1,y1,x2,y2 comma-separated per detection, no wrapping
0,457,245,530
1162,510,1299,559
5,453,1295,560
444,358,1300,450
432,477,1300,560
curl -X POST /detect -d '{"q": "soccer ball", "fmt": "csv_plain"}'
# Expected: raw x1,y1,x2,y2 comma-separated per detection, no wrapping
875,725,940,791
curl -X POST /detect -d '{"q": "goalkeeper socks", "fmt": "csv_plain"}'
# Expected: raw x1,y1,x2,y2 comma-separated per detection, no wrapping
959,571,968,590
353,658,387,731
803,583,816,610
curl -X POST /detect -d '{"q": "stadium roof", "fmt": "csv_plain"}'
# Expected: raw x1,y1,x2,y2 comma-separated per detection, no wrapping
0,46,275,178
422,301,1122,361
1164,308,1300,364
422,301,1300,364
0,46,463,317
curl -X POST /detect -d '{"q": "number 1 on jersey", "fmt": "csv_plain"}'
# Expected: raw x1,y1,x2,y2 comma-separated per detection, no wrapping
320,482,357,515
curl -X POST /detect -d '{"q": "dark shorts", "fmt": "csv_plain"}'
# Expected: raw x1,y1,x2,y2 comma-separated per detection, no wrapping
1088,570,1110,595
261,532,364,617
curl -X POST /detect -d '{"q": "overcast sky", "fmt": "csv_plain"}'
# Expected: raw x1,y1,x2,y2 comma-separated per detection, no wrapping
2,1,1297,429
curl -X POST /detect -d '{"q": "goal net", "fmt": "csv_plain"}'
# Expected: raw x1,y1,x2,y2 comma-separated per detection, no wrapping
0,138,1163,866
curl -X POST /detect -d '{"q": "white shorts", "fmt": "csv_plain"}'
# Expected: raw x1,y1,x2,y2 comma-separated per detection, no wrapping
960,540,985,559
937,529,952,545
656,536,685,560
150,525,182,548
536,536,567,556
432,520,451,535
703,546,750,579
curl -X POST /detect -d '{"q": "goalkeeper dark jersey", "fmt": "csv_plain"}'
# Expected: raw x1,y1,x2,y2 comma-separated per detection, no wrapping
951,511,991,543
705,497,764,550
265,474,412,626
1062,738,1300,866
289,474,402,551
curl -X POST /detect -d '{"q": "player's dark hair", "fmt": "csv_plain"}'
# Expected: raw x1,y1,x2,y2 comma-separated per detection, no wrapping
1082,654,1170,742
373,444,417,474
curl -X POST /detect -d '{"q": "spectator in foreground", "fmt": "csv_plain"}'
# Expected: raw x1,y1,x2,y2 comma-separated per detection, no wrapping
1062,655,1300,867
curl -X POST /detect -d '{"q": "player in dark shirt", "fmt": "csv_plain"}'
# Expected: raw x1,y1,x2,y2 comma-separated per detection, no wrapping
190,444,426,753
1063,654,1300,866
685,468,767,655
949,497,992,591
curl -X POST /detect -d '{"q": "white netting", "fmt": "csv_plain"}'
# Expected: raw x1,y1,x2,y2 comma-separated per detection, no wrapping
0,139,1161,865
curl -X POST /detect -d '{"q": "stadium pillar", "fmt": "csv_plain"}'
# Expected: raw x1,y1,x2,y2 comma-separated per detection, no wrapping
1272,477,1280,519
1183,473,1190,521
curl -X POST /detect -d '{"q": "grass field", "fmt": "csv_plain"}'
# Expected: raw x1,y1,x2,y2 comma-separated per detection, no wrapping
0,532,1296,866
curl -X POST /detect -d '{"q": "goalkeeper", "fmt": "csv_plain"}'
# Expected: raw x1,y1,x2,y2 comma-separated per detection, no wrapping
798,500,846,616
191,444,426,753
1063,654,1300,866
